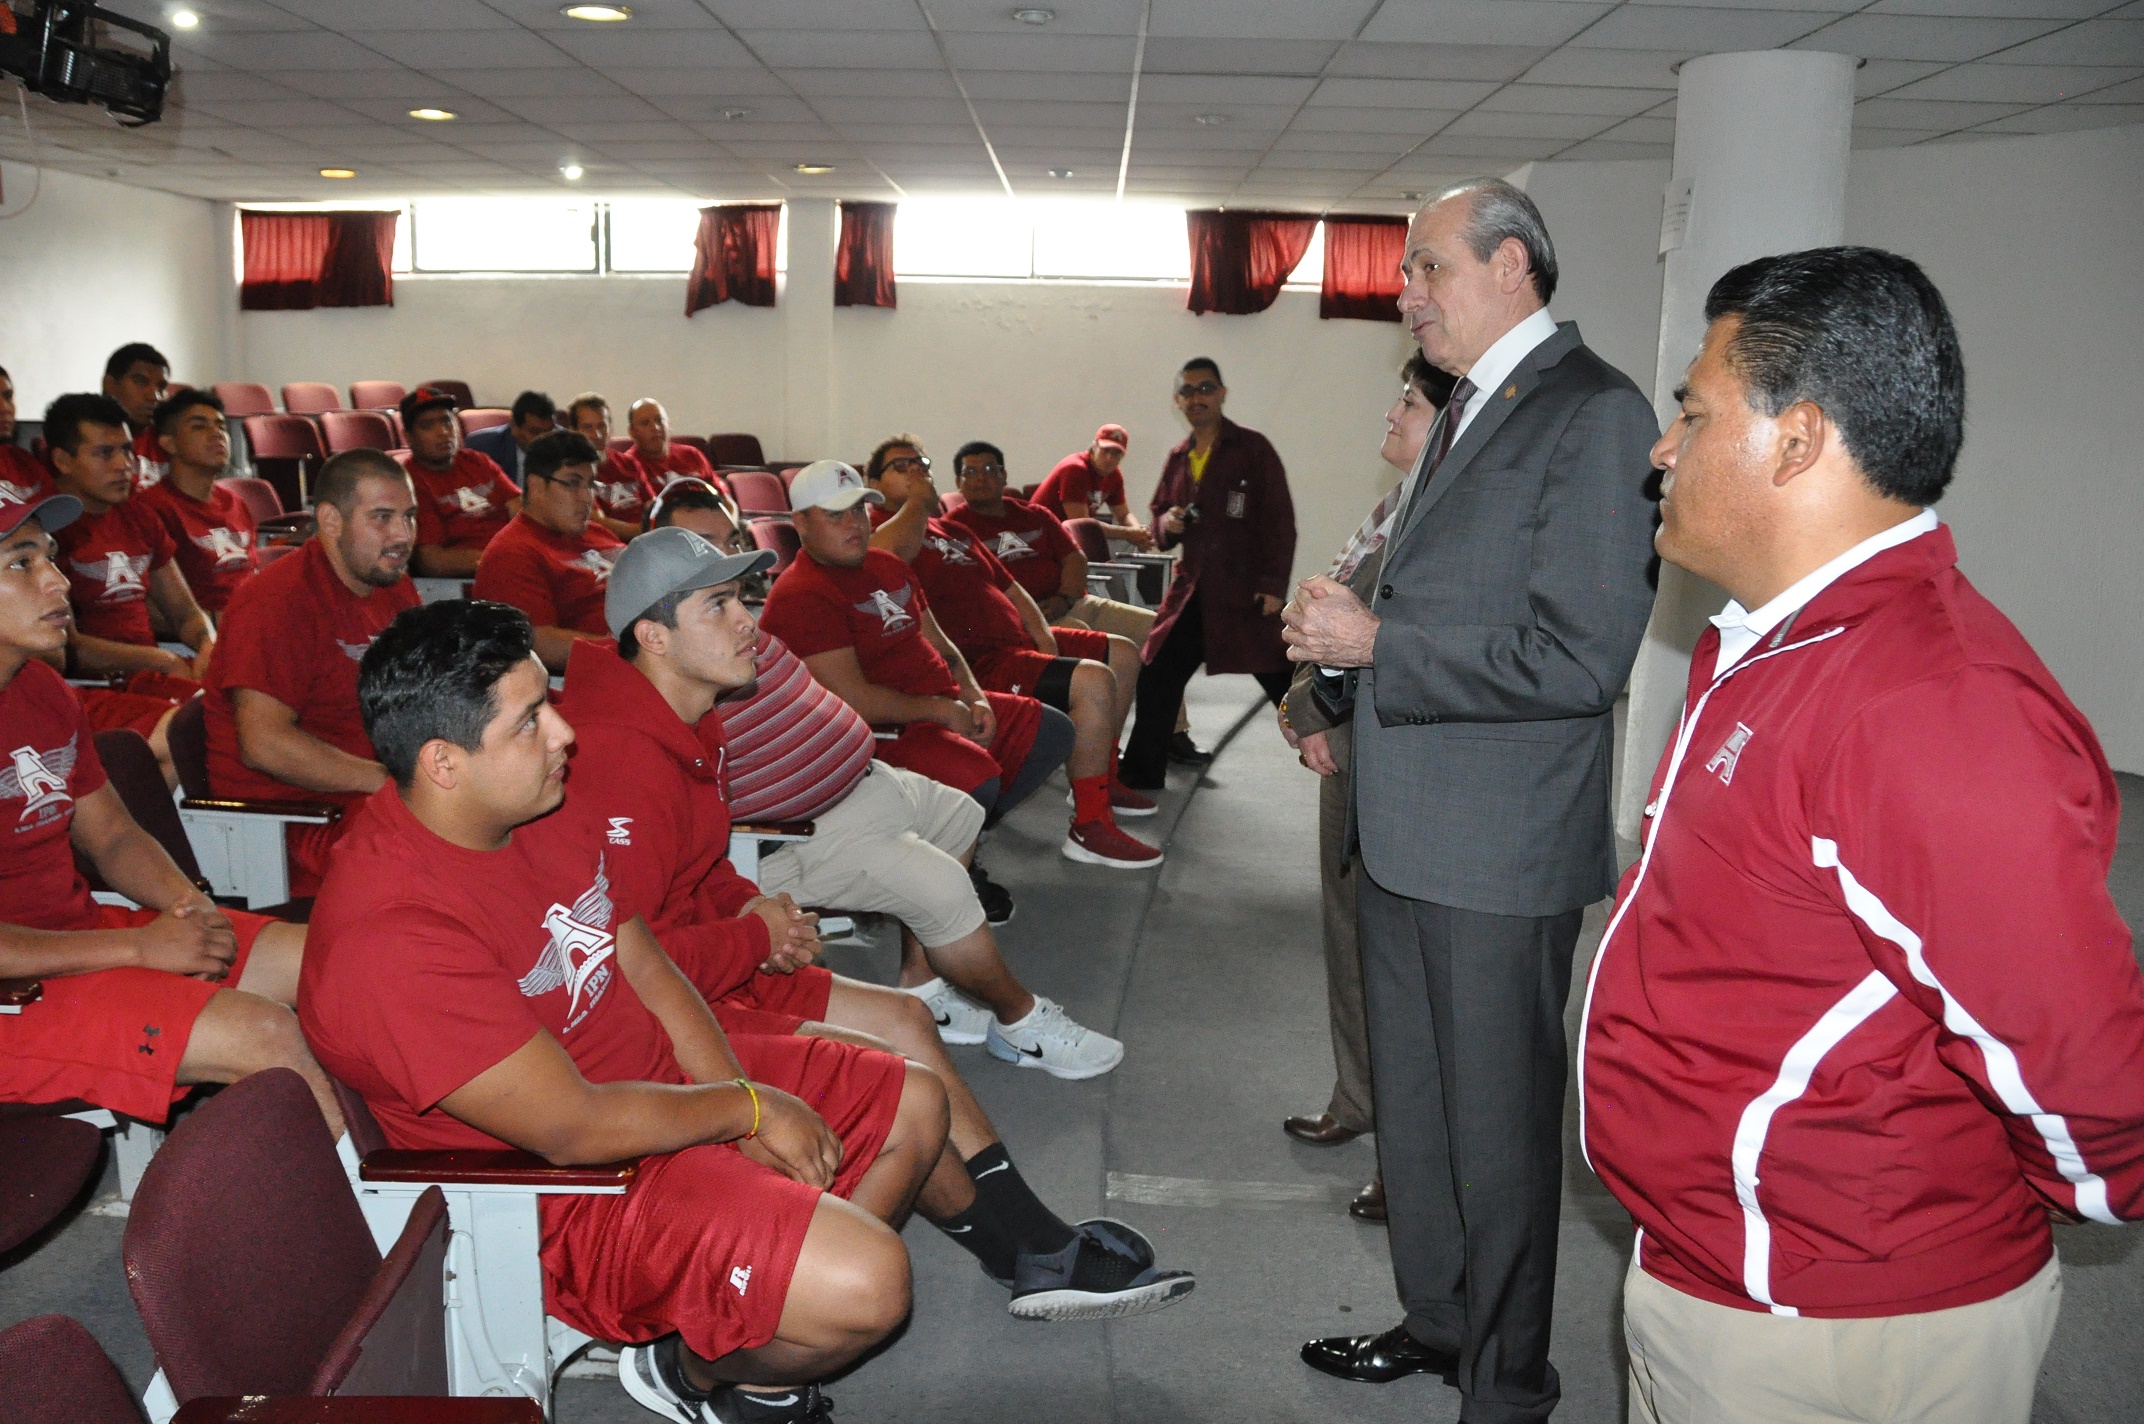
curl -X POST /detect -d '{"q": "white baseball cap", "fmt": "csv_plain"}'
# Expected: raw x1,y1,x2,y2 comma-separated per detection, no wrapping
787,459,884,513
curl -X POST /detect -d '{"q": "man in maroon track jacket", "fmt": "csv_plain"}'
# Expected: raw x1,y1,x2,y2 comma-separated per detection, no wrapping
1582,246,2144,1423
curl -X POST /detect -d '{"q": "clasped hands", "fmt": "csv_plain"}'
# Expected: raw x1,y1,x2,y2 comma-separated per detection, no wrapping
1281,575,1379,668
743,892,822,975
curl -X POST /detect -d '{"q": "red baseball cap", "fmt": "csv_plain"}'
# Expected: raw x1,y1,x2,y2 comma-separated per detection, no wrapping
1093,423,1129,452
0,483,81,541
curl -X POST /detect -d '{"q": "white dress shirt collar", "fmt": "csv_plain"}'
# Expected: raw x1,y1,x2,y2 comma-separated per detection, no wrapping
1710,508,1940,677
1455,307,1558,439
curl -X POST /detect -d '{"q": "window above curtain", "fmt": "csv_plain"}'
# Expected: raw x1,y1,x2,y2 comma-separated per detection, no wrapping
1185,209,1317,316
239,210,397,311
1320,215,1410,323
685,204,781,315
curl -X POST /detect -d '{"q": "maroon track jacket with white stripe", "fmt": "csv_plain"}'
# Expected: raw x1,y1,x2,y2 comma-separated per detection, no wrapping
1581,525,2144,1318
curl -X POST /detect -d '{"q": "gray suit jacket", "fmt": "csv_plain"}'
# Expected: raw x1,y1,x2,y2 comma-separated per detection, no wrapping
1347,321,1658,917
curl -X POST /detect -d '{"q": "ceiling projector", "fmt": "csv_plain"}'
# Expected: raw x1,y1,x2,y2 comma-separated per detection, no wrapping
0,1,172,126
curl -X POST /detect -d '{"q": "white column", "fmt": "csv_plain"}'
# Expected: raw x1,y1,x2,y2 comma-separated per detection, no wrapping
1615,49,1856,839
780,197,837,462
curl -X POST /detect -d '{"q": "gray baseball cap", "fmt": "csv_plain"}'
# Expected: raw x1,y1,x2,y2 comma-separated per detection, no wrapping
604,526,775,639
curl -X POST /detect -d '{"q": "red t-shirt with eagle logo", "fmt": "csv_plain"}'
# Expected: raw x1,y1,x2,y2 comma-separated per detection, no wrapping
759,548,959,700
941,497,1077,604
135,478,261,616
53,498,176,646
0,659,109,932
396,448,518,552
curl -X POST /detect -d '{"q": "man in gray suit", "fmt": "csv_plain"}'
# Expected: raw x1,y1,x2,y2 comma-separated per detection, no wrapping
1285,178,1658,1423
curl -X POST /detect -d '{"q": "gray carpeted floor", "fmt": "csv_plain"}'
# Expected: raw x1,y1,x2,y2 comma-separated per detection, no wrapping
4,674,2140,1421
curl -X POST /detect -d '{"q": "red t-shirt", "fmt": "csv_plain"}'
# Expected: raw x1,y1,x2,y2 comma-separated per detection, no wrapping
471,515,624,636
715,632,876,824
0,445,53,504
592,456,660,524
899,515,1030,662
300,784,678,1152
0,660,108,933
204,538,420,804
1033,451,1127,520
942,497,1077,604
134,479,260,616
397,449,518,552
760,549,957,701
55,498,176,646
131,425,169,493
610,442,721,498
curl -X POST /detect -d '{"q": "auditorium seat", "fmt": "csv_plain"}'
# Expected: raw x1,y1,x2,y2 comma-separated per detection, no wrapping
672,433,712,460
215,475,284,524
706,433,766,466
419,379,475,409
747,516,800,573
0,1315,144,1424
607,436,633,456
281,382,345,416
212,383,277,418
167,699,339,909
349,380,406,411
1066,516,1166,605
457,408,510,437
728,469,789,516
92,728,205,883
125,1069,453,1411
239,416,324,512
321,410,396,455
0,1116,102,1256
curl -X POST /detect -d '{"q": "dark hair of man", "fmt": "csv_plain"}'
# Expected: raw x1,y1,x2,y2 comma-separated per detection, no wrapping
618,591,683,664
314,448,408,514
510,390,557,425
43,393,132,454
953,440,1004,471
359,600,536,788
1180,357,1223,385
866,432,925,484
104,343,170,381
566,393,608,425
524,429,599,484
1401,352,1459,409
646,478,728,531
1431,177,1559,305
1704,246,1963,507
151,387,225,436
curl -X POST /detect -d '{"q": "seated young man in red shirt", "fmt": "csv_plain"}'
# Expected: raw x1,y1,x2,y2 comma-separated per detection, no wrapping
0,364,54,503
100,342,171,492
1033,423,1153,549
758,462,1074,840
205,450,422,896
135,389,260,617
612,397,725,503
0,483,341,1135
300,598,950,1424
866,439,1160,869
561,531,1193,1325
471,430,623,672
395,386,520,579
566,392,652,538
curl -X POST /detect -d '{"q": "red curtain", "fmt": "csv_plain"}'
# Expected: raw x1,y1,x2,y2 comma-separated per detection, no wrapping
1186,209,1317,315
834,201,897,309
685,204,781,315
1320,214,1410,322
240,210,396,311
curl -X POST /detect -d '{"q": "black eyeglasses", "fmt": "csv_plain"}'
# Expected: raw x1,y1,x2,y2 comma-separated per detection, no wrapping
531,472,593,494
885,455,932,474
1176,380,1222,398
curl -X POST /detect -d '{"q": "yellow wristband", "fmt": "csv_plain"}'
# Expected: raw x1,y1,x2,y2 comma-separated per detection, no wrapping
734,1077,760,1140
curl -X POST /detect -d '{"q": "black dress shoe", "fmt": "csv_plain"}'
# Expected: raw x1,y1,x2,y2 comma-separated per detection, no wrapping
1300,1323,1457,1385
968,861,1014,926
1348,1176,1386,1223
1283,1113,1363,1146
1166,732,1214,766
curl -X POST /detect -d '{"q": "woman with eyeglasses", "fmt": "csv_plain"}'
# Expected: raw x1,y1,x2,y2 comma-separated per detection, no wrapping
1117,356,1298,792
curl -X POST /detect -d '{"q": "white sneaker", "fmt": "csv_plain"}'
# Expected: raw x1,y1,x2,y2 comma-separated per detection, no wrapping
985,996,1124,1079
900,977,991,1045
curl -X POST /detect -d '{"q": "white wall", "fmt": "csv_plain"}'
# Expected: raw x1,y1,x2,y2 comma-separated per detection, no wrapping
1518,157,1671,402
1847,123,2144,773
0,162,231,414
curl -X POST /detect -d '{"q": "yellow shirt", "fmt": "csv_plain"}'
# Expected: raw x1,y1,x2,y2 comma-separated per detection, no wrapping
1187,446,1212,484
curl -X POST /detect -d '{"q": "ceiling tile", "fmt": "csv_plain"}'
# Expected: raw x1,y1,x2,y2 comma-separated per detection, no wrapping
1483,83,1672,115
1269,128,1429,154
275,0,515,29
167,31,406,70
1150,0,1381,40
2074,74,2144,100
1572,6,1838,50
938,33,1141,71
706,0,927,28
490,95,673,125
1622,0,1854,8
421,67,627,100
626,71,795,100
1850,125,1944,146
973,101,1128,130
1788,14,2069,61
1361,1,1613,48
1552,138,1674,159
548,30,758,68
1324,41,1549,81
1587,115,1678,143
743,31,943,69
1984,20,2144,66
926,0,1146,34
169,71,305,104
962,70,1129,101
142,0,313,32
1517,47,1690,87
1446,109,1613,140
1865,0,2109,15
358,30,579,70
271,67,467,100
1309,77,1503,107
494,0,733,28
784,70,962,99
180,97,364,126
1970,100,2144,130
812,97,973,126
1141,38,1341,75
1854,59,1951,95
1138,73,1320,105
1415,133,1559,158
1852,96,2036,127
1892,62,2142,102
1288,104,1463,134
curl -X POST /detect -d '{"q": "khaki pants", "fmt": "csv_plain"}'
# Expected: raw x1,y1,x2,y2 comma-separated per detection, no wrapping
1315,718,1373,1131
757,764,987,948
1623,1252,2061,1424
1055,595,1189,733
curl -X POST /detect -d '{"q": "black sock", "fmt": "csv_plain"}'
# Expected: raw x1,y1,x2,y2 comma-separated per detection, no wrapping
925,1194,1023,1282
964,1144,1079,1258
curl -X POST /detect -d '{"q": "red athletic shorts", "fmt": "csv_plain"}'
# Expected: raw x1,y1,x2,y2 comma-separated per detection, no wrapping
874,691,1041,796
285,816,357,898
713,964,836,1037
536,1032,905,1362
0,904,274,1122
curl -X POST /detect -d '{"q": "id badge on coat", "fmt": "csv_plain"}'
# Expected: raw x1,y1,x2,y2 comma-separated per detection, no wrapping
1225,488,1247,519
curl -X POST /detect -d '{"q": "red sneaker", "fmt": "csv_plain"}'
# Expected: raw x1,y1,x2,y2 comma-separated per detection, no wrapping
1062,819,1164,869
1110,781,1157,817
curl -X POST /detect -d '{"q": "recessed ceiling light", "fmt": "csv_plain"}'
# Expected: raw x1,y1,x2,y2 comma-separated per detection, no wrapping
559,162,585,180
716,107,750,121
169,8,200,28
793,161,835,175
1401,190,1425,201
1012,8,1054,24
1193,113,1230,126
1047,167,1074,179
408,107,457,122
562,4,632,20
319,167,357,179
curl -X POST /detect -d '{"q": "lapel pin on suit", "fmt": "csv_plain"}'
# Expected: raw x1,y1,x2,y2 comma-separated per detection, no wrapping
1504,384,1518,400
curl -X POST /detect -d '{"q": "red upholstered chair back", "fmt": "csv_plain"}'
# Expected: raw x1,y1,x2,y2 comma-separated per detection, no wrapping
607,437,633,456
706,433,765,466
216,475,286,523
747,517,800,573
672,434,711,460
92,728,201,882
212,383,277,418
320,410,396,455
122,1068,444,1404
420,379,476,410
0,1315,144,1424
349,381,406,411
167,698,211,800
1065,516,1115,564
727,469,788,515
240,415,323,462
281,383,345,416
0,1117,102,1256
458,408,511,437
